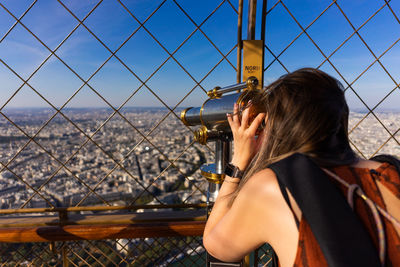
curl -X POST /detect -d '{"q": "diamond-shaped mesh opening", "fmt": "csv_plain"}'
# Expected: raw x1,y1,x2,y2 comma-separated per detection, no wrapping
83,1,140,52
145,1,196,53
117,27,170,79
358,6,400,56
1,0,399,265
19,0,77,50
88,57,144,109
330,35,377,83
349,113,392,158
301,4,354,56
351,63,396,108
1,86,56,135
0,24,49,79
55,25,112,81
146,60,199,108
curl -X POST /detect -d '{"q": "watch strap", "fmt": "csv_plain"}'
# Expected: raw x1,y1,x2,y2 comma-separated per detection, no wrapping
224,163,244,179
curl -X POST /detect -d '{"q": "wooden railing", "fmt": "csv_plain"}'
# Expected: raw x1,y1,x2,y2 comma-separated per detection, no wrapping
0,205,207,243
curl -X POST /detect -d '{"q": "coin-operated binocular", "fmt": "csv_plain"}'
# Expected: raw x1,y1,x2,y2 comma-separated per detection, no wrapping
180,77,263,204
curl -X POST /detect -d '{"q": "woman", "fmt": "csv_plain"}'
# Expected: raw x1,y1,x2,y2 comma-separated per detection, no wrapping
203,68,400,266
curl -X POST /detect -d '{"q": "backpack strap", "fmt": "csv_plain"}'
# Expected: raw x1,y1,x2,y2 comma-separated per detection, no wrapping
269,153,381,267
322,167,400,266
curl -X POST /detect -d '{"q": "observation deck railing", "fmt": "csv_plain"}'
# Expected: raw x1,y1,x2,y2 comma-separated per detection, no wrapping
0,205,274,266
0,205,208,266
0,204,207,243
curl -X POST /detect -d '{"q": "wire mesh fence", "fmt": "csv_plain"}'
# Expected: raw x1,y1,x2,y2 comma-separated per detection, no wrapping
0,0,240,210
0,237,279,267
263,0,400,160
0,237,206,266
0,0,399,266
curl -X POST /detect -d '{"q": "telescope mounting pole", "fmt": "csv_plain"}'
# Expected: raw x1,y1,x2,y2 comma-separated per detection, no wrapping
207,140,231,205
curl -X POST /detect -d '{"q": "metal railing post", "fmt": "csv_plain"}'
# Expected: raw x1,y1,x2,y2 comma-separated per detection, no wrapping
62,242,68,267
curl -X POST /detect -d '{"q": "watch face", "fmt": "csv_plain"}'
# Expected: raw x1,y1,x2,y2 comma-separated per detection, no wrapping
224,165,232,176
224,163,242,179
224,164,234,177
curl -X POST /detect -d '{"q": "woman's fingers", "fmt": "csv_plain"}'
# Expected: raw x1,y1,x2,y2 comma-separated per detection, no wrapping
229,102,264,136
227,113,234,129
227,110,238,133
248,113,266,135
240,102,251,130
231,103,240,128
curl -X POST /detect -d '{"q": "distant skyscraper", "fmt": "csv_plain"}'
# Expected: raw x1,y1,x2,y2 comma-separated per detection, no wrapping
135,154,143,180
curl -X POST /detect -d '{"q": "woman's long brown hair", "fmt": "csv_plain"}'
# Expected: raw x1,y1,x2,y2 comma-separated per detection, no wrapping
229,68,357,206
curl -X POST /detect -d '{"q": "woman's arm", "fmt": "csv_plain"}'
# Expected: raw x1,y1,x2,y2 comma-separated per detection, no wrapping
203,167,300,265
203,103,267,261
203,169,279,261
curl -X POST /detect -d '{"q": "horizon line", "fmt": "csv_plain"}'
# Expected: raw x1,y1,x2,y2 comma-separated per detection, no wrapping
2,106,400,113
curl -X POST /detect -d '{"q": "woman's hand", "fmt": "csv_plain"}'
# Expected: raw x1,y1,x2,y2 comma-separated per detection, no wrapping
227,102,266,171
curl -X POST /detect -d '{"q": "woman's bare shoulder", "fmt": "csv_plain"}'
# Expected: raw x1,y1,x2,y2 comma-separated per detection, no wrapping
240,167,300,260
241,168,281,200
239,168,290,223
351,159,384,169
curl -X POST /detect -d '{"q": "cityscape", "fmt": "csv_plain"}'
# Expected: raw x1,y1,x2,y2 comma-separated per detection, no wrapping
0,108,399,211
0,107,214,210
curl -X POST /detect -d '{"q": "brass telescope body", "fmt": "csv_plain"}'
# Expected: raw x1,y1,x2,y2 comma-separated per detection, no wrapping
180,77,263,185
180,77,262,145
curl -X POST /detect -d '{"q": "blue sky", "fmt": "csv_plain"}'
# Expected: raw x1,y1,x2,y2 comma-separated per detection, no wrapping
0,0,399,111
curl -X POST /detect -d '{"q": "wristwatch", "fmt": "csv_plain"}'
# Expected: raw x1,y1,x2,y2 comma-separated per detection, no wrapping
224,163,245,179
